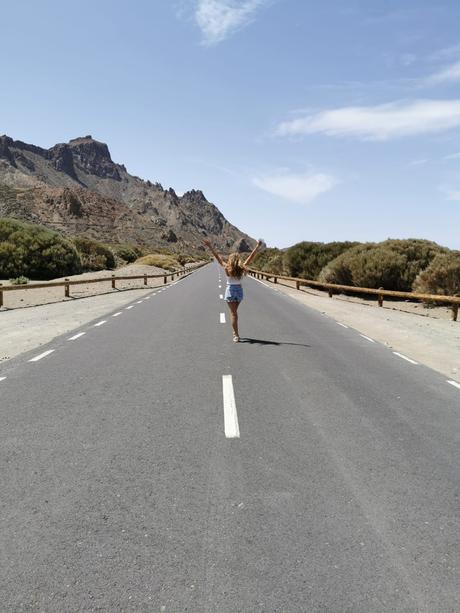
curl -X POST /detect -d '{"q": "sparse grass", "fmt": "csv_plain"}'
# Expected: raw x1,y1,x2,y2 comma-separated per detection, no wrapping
135,254,181,271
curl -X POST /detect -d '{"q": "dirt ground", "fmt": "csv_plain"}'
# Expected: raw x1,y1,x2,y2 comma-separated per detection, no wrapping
0,264,185,309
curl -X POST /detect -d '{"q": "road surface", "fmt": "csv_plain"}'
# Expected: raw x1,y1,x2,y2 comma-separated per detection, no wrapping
0,263,458,612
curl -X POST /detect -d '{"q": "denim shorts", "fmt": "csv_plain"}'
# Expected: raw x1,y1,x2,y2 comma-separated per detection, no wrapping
224,284,243,302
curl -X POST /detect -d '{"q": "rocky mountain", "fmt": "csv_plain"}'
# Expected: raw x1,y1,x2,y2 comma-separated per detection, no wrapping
0,135,255,253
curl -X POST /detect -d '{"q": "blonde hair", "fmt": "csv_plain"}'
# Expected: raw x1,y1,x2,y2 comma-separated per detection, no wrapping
224,253,246,279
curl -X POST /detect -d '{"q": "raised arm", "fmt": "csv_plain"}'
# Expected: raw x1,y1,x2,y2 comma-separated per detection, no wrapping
202,239,226,267
243,240,262,267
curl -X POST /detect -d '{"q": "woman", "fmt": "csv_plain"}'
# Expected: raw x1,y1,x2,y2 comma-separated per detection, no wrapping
203,239,262,342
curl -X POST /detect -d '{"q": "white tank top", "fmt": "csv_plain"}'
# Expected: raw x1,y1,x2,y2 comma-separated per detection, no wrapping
226,275,242,286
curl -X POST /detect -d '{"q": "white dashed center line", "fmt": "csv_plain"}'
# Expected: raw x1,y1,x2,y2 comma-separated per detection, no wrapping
68,332,85,341
0,377,6,382
220,312,226,324
136,300,143,304
29,350,55,362
336,322,348,328
447,380,460,390
219,294,224,299
393,352,418,365
360,334,375,343
222,375,240,439
94,320,107,327
126,305,134,310
112,312,122,317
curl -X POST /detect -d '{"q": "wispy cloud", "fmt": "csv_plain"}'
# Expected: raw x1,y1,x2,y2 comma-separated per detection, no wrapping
444,151,460,160
195,0,267,45
253,169,338,205
427,59,460,84
440,185,460,201
277,99,460,141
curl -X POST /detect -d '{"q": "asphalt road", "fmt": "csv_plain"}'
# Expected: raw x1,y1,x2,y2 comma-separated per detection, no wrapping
0,262,458,612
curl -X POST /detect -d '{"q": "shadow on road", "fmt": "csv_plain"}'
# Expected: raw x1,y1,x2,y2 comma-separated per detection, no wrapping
239,337,311,347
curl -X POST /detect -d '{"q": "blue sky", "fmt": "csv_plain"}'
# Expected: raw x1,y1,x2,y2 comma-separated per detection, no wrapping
2,0,460,248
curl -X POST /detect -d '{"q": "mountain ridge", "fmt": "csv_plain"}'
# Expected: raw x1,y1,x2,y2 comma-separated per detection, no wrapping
0,134,255,253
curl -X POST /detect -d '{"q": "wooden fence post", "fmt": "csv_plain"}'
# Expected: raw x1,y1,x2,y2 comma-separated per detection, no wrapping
112,275,116,289
144,274,147,286
328,289,333,298
452,304,458,322
164,275,167,284
0,283,3,308
378,287,384,307
65,279,70,298
274,277,277,283
296,281,300,290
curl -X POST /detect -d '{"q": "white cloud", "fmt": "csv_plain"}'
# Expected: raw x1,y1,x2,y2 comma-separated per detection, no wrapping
427,59,460,84
195,0,266,45
253,170,337,205
444,152,460,160
277,99,460,141
440,185,460,201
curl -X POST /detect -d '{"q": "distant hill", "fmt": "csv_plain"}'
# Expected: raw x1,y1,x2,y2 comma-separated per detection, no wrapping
0,134,255,253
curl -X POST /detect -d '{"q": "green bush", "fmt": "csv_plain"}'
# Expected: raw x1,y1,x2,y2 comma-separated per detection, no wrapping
286,241,359,280
72,236,115,271
252,248,287,274
113,244,143,263
9,275,29,285
319,239,446,291
413,251,460,295
0,218,81,280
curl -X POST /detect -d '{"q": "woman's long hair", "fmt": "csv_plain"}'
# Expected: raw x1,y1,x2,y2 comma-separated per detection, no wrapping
225,253,246,279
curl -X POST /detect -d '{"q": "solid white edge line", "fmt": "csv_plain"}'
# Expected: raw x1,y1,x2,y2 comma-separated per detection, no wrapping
393,352,419,365
447,380,460,390
336,322,348,328
112,312,122,317
94,320,107,327
222,375,240,438
219,312,226,324
360,334,375,343
29,349,55,362
68,332,85,341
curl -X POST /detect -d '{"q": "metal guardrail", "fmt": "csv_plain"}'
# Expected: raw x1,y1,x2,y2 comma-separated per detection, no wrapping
248,268,460,321
0,262,207,308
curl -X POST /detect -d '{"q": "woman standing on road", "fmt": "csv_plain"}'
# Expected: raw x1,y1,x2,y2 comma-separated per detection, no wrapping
203,239,262,342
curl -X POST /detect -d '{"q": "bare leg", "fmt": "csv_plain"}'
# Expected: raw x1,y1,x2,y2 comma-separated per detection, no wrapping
227,301,240,338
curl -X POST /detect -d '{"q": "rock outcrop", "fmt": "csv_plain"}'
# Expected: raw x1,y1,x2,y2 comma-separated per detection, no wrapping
0,134,255,253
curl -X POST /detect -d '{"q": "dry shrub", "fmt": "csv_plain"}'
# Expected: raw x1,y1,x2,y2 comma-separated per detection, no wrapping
413,251,460,295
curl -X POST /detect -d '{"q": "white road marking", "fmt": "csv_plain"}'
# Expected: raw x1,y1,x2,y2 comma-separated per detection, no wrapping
336,322,348,328
94,320,107,327
360,334,375,343
0,377,6,382
126,305,134,309
222,375,240,438
112,312,122,317
220,312,226,324
393,352,418,365
136,300,143,304
218,285,222,289
29,350,55,362
219,294,224,299
447,380,460,390
68,332,85,341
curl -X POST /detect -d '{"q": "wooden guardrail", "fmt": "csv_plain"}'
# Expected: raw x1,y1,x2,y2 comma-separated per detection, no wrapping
248,268,460,321
0,262,207,308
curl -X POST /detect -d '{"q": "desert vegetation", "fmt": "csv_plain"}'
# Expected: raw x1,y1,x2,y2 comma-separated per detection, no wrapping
0,217,202,280
252,238,458,296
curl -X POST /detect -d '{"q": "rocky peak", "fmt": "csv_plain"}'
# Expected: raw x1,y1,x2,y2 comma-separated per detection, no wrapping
65,136,121,181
